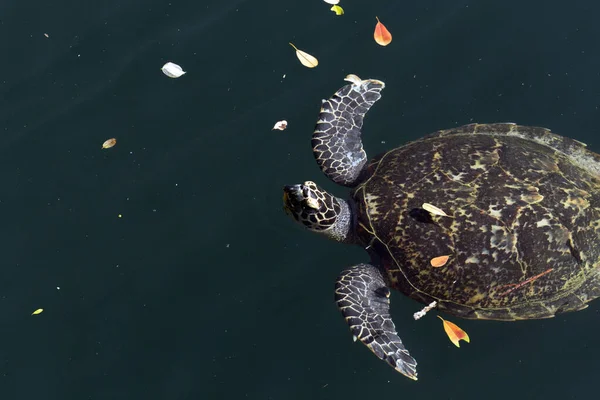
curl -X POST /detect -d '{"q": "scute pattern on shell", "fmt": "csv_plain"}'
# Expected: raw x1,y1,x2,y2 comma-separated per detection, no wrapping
353,123,600,320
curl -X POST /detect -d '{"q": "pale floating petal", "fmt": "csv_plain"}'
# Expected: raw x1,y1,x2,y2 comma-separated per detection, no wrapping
344,74,363,85
161,62,186,78
102,138,117,149
44,33,49,38
272,120,288,130
430,255,450,267
330,5,344,15
289,43,318,68
32,308,44,315
323,0,340,4
422,202,449,217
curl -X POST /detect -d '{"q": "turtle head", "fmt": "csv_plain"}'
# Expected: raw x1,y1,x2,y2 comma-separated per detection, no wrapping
283,181,352,242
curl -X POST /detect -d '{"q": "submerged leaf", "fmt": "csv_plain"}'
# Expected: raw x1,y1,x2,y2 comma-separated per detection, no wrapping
330,5,344,15
430,255,450,267
438,316,470,347
102,138,117,149
289,43,318,68
422,203,449,217
374,17,392,46
32,308,44,315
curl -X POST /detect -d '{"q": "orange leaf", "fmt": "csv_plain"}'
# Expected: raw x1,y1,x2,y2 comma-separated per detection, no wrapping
438,316,470,347
374,17,392,46
430,255,450,267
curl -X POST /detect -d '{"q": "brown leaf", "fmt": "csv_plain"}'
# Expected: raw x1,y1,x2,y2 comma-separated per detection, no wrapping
102,138,117,149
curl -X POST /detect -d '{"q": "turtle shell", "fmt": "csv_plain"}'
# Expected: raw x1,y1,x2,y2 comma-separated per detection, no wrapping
352,123,600,320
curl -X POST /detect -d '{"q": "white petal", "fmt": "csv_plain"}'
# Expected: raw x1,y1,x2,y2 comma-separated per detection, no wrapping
161,62,186,78
323,0,340,4
272,120,288,130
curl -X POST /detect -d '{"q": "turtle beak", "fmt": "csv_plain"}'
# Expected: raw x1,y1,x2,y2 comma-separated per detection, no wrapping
284,184,302,194
283,184,304,214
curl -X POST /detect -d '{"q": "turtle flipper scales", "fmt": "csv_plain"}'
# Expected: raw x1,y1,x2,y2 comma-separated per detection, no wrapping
335,263,418,380
312,75,385,187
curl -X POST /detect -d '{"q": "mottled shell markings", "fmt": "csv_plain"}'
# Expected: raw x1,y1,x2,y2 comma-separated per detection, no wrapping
364,193,382,216
352,123,600,320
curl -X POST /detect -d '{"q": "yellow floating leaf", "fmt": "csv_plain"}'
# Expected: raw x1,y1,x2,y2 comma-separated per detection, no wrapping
438,316,470,347
422,202,449,217
102,138,117,149
32,308,44,315
289,43,318,68
330,5,344,15
430,255,450,267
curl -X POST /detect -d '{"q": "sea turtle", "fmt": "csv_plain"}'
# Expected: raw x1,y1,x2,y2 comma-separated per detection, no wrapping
282,74,600,380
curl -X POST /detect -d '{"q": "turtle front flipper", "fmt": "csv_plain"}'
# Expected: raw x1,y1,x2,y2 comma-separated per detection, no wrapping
335,263,418,380
313,75,385,187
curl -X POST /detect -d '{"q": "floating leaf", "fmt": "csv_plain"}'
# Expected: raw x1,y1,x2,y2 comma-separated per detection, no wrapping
272,120,288,131
422,203,449,217
323,0,340,4
330,5,344,15
430,255,450,267
289,43,318,68
161,62,186,78
438,316,470,347
32,308,44,315
102,138,117,149
374,17,392,46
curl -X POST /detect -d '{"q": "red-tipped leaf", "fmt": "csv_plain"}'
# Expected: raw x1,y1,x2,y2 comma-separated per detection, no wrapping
374,17,392,46
438,316,470,347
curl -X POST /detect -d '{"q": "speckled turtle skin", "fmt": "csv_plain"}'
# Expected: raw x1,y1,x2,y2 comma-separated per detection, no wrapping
351,123,600,320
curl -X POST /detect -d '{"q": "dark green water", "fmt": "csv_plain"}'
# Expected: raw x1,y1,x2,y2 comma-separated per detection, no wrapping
2,0,600,399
